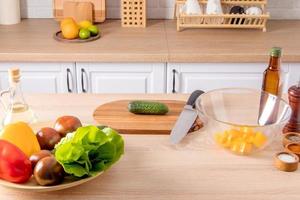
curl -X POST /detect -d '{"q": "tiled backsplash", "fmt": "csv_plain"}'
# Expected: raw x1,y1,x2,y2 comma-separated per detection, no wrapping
20,0,300,19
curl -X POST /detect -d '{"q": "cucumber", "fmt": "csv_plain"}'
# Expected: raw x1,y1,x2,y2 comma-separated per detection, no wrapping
128,101,169,115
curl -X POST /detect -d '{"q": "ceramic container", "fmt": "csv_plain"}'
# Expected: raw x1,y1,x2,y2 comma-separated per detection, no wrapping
0,0,21,25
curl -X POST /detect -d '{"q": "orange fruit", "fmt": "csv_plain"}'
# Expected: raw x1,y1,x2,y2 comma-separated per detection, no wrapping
60,17,76,29
61,22,79,39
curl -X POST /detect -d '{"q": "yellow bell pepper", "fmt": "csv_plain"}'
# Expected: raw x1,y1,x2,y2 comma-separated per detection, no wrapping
0,122,40,157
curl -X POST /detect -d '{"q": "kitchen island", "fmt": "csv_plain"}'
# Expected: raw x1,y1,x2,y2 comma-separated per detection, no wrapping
0,94,299,200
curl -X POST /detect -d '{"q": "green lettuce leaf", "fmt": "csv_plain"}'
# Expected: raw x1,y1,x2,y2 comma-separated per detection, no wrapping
102,127,125,164
54,125,124,177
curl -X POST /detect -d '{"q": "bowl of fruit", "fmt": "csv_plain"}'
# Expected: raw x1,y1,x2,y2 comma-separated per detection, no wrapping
0,116,124,191
54,18,101,43
195,88,292,155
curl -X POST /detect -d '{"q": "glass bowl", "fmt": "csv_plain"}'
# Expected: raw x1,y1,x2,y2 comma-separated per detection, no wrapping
195,88,291,156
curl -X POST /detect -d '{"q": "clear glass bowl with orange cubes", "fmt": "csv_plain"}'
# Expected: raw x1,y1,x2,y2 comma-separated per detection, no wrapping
195,88,292,156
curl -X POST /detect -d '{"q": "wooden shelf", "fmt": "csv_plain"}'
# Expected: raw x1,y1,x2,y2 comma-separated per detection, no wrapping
179,13,269,18
177,0,268,5
176,0,269,31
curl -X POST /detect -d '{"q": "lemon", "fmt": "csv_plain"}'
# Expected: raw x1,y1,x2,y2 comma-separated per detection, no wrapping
78,20,93,29
79,29,91,39
88,25,99,36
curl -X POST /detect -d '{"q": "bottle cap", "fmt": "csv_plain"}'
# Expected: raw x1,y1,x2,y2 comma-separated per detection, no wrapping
270,47,282,57
8,68,20,83
288,85,300,98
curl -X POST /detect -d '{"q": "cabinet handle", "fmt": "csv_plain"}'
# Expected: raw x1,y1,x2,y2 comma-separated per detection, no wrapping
172,69,176,93
81,68,88,93
66,68,73,93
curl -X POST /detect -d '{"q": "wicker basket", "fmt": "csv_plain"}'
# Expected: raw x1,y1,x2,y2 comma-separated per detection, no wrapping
53,0,106,23
175,0,269,31
121,0,147,28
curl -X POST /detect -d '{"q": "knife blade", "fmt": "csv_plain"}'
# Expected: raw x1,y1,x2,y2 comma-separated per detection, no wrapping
170,90,204,144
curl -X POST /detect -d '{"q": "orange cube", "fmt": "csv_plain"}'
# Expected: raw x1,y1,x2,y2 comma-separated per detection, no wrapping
230,138,243,154
242,132,255,143
228,128,241,138
240,127,254,134
214,133,226,145
253,132,267,148
239,142,253,155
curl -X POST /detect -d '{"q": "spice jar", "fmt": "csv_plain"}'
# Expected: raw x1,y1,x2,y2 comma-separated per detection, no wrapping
274,151,299,172
283,81,300,133
285,143,300,161
283,132,300,147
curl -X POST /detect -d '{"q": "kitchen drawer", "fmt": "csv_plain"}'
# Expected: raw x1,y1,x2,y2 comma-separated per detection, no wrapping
0,63,76,93
167,63,290,93
76,63,166,94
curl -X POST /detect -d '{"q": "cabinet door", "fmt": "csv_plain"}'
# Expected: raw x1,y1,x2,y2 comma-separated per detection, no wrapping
167,63,289,93
288,64,300,87
76,63,166,93
0,63,76,93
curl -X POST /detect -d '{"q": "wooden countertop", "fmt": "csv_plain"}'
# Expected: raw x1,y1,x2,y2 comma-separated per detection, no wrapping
0,94,299,200
165,20,300,63
0,19,300,63
0,20,168,63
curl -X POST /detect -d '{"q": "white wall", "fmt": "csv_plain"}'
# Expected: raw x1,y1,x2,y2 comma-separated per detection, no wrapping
20,0,300,19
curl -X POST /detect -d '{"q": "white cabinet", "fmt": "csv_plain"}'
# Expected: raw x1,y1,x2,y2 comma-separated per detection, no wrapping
288,64,300,86
167,63,290,93
0,63,76,93
0,62,298,94
76,63,166,93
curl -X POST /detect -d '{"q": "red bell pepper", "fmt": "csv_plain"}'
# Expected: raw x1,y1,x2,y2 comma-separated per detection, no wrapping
0,140,32,183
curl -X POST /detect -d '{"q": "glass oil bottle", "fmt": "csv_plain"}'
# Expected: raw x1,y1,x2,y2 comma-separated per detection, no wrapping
0,68,37,126
258,47,283,125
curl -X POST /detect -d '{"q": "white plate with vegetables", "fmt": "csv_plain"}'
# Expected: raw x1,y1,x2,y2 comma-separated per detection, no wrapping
0,116,124,192
0,172,103,192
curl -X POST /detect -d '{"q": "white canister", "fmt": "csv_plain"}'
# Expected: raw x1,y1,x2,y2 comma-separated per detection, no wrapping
0,0,21,25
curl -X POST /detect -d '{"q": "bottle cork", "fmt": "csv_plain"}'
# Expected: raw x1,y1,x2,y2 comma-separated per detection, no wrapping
8,68,20,83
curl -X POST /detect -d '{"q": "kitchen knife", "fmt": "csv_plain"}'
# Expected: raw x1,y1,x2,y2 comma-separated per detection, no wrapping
170,90,204,144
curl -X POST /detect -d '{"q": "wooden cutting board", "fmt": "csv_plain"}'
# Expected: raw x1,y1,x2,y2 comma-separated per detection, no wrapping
63,2,93,22
53,0,106,23
93,100,186,134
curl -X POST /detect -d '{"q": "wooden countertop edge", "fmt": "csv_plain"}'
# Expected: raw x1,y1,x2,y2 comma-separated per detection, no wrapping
0,53,169,63
167,54,300,63
1,51,300,63
2,53,298,63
